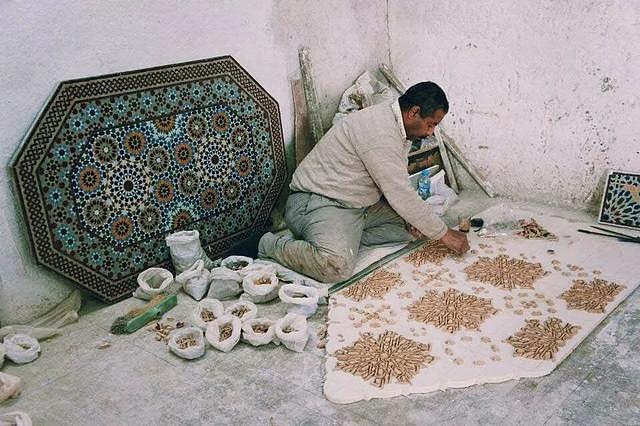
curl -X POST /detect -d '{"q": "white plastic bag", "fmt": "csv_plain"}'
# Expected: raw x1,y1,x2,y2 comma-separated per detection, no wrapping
274,314,309,352
176,259,211,301
168,327,205,360
224,301,258,322
241,272,279,303
191,298,224,330
165,230,215,274
423,170,458,216
208,267,243,300
0,372,24,403
134,267,177,300
220,255,253,272
3,334,40,364
278,284,319,318
241,318,275,347
0,411,32,426
205,315,241,353
332,71,396,125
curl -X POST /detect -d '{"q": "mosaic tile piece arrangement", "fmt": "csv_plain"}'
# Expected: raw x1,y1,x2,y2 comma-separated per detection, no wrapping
334,331,434,388
10,56,286,302
324,205,640,403
560,278,625,313
463,255,547,290
342,269,404,302
598,170,640,230
407,288,497,333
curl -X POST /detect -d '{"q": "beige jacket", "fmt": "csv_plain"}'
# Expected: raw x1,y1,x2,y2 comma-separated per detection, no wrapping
290,100,448,240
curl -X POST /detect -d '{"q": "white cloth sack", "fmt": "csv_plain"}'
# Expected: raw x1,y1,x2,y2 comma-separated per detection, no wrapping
191,298,224,330
224,301,258,323
176,259,211,301
133,267,177,300
241,318,276,347
278,284,319,318
0,411,32,426
237,260,277,279
220,255,254,272
168,327,205,360
274,314,309,352
3,334,40,364
0,372,24,403
208,267,243,300
165,230,215,274
241,272,280,303
205,315,241,353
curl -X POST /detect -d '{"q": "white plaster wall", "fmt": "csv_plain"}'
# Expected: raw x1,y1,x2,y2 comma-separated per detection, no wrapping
0,0,387,323
389,0,640,207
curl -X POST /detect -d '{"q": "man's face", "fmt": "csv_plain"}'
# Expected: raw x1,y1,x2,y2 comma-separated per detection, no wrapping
404,107,447,140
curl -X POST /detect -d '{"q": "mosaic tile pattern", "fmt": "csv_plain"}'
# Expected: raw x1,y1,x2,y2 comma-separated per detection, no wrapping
598,170,640,230
11,56,286,302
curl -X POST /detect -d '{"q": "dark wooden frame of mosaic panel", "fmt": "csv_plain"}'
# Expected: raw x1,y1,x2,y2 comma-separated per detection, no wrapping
10,56,286,302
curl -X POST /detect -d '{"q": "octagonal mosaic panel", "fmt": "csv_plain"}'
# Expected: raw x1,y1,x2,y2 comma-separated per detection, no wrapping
11,56,286,302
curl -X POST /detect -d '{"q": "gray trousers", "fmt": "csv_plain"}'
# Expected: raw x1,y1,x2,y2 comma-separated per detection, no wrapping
259,192,412,283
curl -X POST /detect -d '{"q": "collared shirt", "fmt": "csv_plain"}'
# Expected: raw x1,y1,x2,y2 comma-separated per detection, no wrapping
290,100,448,240
391,99,408,140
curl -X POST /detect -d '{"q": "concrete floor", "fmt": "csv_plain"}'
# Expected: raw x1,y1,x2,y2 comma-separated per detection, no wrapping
1,194,638,425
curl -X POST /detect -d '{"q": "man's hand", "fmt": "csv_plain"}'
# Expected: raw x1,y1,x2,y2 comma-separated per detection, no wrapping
439,228,470,254
407,224,424,239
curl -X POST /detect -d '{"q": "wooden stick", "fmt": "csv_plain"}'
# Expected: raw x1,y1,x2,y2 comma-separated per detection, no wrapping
379,64,459,193
298,47,324,146
291,79,313,165
438,128,497,197
433,128,460,193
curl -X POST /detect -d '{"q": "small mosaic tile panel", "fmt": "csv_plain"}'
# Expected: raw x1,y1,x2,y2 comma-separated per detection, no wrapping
598,170,640,230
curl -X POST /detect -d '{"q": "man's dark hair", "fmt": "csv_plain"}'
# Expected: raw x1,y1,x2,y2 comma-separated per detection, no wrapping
398,82,449,118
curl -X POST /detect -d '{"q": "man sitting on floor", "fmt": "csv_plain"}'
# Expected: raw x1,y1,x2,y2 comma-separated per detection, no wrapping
258,81,470,282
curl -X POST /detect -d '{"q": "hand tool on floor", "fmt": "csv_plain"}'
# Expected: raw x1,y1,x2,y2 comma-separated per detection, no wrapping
577,228,640,243
110,294,178,334
590,225,640,241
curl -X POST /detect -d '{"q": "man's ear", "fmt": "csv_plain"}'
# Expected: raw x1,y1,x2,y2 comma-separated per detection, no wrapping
409,105,421,118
